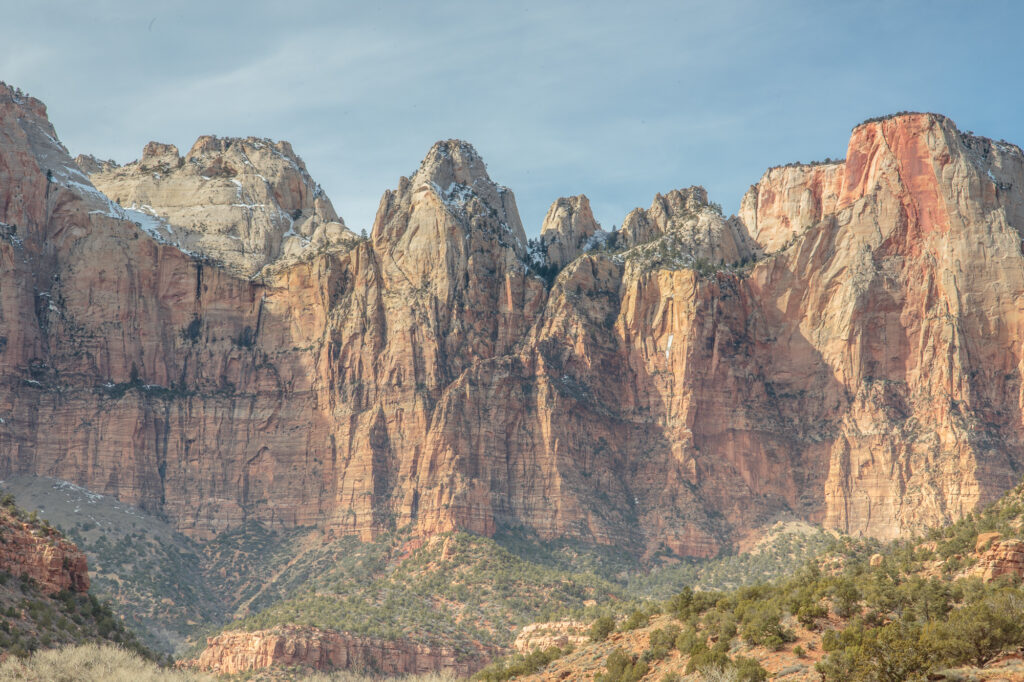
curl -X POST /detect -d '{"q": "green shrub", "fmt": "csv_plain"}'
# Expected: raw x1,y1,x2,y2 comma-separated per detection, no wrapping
589,615,616,642
733,656,768,681
920,592,1024,667
738,605,793,649
596,648,648,682
686,647,730,675
673,626,701,655
648,624,680,652
474,646,564,682
620,609,648,632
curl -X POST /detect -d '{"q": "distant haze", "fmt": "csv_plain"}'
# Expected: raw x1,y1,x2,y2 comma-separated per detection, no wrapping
4,0,1024,235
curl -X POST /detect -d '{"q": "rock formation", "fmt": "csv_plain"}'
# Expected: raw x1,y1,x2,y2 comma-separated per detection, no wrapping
0,504,88,594
618,186,757,265
974,539,1024,582
738,162,844,252
83,135,356,275
538,195,606,268
514,621,590,654
2,82,1024,560
192,625,493,676
975,532,1002,552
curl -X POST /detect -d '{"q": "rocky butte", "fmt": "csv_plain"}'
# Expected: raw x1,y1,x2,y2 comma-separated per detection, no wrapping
2,81,1024,562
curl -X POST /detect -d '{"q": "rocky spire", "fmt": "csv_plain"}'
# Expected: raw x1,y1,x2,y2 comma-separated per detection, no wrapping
539,195,604,269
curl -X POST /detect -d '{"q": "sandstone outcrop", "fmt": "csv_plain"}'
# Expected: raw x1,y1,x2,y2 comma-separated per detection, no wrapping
974,539,1024,582
0,505,88,593
514,621,590,654
192,625,493,676
86,135,356,275
2,82,1024,559
976,532,1002,552
738,161,844,252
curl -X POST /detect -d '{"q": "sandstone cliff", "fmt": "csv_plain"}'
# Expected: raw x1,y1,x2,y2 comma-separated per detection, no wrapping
2,81,1024,558
738,161,844,252
192,625,493,676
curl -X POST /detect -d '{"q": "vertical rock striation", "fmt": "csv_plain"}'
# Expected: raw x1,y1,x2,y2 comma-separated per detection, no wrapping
1,83,1024,557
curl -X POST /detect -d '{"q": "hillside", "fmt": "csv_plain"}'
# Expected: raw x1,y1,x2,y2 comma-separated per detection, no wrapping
497,478,1024,682
0,493,148,661
182,523,847,675
0,473,837,671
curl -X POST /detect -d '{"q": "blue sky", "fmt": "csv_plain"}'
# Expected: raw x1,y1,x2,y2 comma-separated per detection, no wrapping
4,0,1024,235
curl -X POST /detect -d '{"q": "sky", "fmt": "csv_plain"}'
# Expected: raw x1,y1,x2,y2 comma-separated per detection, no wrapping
4,0,1024,236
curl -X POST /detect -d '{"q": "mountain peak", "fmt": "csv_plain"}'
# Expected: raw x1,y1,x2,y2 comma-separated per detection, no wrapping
84,134,350,274
539,195,605,268
413,139,492,189
385,139,525,247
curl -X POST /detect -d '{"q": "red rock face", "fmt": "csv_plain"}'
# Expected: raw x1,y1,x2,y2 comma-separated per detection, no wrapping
191,626,495,676
974,539,1024,582
1,84,1024,557
0,508,88,594
739,162,844,252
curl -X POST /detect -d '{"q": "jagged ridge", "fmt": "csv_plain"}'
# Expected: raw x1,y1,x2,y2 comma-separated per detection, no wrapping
2,79,1024,566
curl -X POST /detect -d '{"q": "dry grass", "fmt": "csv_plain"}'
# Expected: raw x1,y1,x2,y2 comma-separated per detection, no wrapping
294,673,457,682
0,643,215,681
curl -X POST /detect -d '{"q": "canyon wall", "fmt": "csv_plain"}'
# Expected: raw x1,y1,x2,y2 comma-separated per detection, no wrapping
2,81,1024,555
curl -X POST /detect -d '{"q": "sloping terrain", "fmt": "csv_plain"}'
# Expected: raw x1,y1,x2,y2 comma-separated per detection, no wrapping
0,493,148,661
0,475,838,666
0,475,223,653
498,478,1024,682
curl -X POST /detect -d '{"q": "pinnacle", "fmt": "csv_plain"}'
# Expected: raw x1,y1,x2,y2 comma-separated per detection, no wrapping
413,139,492,189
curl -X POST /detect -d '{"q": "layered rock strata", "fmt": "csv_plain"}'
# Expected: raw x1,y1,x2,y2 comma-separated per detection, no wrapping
514,621,590,654
973,539,1024,582
1,82,1024,558
192,625,493,676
